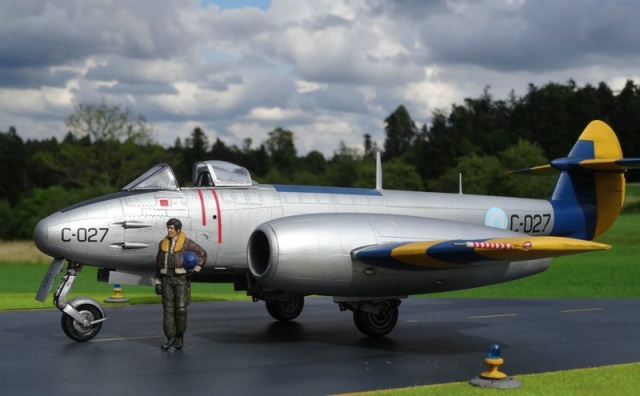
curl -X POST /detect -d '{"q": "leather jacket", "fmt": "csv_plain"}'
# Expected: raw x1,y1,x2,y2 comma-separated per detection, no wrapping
155,232,207,283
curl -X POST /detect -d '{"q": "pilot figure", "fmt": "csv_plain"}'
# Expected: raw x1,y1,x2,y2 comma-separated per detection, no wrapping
155,218,207,351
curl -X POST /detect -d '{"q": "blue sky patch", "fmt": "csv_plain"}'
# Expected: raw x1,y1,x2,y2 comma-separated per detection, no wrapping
200,0,270,11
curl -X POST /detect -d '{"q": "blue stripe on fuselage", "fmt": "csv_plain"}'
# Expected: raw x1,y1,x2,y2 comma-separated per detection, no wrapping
426,240,486,265
273,185,383,196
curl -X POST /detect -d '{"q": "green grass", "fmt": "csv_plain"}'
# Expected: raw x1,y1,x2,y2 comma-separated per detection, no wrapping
346,362,640,396
0,263,247,310
622,183,640,213
626,182,640,197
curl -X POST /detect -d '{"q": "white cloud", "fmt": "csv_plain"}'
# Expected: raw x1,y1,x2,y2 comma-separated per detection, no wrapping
2,0,640,157
247,107,295,121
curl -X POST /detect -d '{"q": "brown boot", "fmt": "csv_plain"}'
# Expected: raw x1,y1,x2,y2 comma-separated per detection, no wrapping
174,337,183,350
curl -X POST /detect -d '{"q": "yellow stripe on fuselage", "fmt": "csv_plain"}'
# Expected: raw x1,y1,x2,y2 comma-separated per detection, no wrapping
472,237,609,261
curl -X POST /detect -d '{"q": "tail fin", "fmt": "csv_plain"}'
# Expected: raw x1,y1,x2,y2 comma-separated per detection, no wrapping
513,120,640,240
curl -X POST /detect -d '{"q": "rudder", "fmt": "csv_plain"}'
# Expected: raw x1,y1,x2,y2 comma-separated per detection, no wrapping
550,120,636,239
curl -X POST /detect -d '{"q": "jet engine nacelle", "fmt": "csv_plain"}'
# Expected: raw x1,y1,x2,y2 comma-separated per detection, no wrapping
247,213,535,296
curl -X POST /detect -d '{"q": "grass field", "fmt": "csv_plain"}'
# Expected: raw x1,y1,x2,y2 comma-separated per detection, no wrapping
347,362,640,396
1,213,639,309
0,263,248,310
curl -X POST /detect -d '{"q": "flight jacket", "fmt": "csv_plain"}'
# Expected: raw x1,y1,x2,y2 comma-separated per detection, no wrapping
155,232,207,284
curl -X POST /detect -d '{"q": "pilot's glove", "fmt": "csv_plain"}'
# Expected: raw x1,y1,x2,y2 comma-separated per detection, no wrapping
186,268,199,279
155,284,162,295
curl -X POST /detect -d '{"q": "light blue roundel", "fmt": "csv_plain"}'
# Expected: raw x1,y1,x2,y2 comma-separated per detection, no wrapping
485,207,508,229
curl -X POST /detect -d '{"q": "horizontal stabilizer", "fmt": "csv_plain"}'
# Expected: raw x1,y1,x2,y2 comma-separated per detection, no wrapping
572,158,640,171
352,236,610,270
507,164,556,175
508,120,640,176
509,158,640,175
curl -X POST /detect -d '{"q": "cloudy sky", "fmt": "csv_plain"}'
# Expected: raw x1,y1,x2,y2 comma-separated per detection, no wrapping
2,0,640,156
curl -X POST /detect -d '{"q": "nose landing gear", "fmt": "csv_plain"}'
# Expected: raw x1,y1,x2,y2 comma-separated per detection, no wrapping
37,259,107,342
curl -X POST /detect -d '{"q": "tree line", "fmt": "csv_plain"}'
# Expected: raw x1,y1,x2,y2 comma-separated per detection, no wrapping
2,79,640,240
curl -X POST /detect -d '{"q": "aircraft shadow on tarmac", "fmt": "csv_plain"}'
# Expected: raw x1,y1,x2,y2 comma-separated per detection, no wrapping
199,316,497,356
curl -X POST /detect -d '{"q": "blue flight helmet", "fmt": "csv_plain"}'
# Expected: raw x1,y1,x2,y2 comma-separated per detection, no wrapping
183,251,198,271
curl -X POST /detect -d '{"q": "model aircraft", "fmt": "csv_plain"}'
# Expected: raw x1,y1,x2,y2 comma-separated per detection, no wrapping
34,120,640,341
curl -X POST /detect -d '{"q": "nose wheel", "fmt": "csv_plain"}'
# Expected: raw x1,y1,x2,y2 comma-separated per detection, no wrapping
38,259,108,342
61,303,104,341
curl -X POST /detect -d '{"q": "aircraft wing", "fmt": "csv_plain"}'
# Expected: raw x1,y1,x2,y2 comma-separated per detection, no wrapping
352,236,610,270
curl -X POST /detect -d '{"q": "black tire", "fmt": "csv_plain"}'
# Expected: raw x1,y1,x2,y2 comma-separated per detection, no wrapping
353,300,399,337
265,294,304,321
61,304,103,342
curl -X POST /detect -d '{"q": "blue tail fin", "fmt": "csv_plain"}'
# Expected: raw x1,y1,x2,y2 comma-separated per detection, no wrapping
511,120,640,239
549,120,640,239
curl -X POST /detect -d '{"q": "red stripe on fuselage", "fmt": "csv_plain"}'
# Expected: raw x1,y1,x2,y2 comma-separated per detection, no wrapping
197,189,207,226
211,190,222,243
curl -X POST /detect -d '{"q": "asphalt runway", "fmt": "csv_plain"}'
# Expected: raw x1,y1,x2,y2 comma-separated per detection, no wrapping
1,298,639,395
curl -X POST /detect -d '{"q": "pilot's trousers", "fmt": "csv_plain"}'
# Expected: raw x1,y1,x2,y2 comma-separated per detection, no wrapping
161,275,190,337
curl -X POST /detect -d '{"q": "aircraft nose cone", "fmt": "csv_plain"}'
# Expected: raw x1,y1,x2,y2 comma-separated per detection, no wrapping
33,219,49,253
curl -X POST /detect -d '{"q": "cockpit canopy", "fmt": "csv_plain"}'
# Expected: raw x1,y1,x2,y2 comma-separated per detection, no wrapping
122,160,253,191
192,161,253,187
122,164,179,191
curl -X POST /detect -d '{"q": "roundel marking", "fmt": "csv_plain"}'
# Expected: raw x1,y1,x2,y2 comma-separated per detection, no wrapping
485,207,508,229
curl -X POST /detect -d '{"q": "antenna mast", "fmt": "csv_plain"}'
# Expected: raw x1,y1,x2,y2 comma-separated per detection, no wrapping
375,150,383,190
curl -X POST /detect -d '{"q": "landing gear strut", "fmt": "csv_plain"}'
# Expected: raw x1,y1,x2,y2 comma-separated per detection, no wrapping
250,285,305,321
37,259,107,341
265,291,304,321
338,298,402,337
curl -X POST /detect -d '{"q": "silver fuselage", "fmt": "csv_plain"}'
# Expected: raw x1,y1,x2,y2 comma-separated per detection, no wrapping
34,184,554,296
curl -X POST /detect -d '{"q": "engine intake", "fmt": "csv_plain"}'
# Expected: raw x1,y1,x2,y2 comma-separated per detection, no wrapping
247,213,384,294
248,225,277,279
